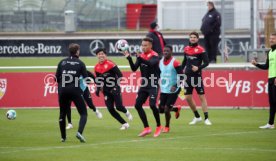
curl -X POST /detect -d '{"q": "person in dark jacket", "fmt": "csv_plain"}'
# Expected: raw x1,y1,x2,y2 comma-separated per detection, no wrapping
146,21,166,59
55,43,88,143
200,1,221,63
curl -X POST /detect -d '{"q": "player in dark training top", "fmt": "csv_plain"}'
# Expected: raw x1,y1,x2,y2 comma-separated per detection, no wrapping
123,37,162,137
182,32,212,126
55,43,88,142
94,48,133,130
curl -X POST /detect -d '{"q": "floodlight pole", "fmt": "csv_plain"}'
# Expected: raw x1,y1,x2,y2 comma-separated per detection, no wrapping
117,1,121,31
250,0,257,49
221,0,225,63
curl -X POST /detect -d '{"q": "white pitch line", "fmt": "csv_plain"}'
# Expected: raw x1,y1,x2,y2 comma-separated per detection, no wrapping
0,63,255,70
0,65,130,69
0,130,269,154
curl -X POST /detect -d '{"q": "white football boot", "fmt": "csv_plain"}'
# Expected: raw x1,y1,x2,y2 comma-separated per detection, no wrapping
125,110,133,121
66,123,73,130
204,119,212,125
95,109,103,119
189,117,202,125
120,123,130,130
259,123,274,129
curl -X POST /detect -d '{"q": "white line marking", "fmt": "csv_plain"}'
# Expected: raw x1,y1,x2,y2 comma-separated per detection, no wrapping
0,65,129,69
0,130,271,154
0,63,255,70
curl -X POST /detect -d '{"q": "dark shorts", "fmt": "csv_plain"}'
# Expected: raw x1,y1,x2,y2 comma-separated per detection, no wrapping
184,75,205,95
136,87,158,107
159,88,181,108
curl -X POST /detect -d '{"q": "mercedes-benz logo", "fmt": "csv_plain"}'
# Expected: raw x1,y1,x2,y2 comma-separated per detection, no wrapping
89,40,105,56
218,38,234,55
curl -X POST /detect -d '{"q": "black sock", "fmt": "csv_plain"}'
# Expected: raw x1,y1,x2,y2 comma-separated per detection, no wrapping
194,110,200,118
204,112,209,120
171,106,177,112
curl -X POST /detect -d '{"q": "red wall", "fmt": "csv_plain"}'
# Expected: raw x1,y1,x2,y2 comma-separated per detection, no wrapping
0,70,269,108
126,4,157,29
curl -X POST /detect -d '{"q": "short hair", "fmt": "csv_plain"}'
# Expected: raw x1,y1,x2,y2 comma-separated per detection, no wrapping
69,43,80,56
207,1,215,8
164,45,173,51
189,31,199,38
150,21,158,29
142,37,153,44
95,48,106,55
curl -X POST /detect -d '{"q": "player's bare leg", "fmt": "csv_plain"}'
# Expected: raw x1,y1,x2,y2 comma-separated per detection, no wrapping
199,94,212,125
186,95,202,125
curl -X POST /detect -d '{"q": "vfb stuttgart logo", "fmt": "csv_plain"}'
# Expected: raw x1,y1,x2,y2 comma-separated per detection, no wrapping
0,79,7,100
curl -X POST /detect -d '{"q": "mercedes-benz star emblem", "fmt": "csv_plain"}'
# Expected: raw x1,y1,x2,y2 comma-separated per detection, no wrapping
89,40,105,56
218,38,234,55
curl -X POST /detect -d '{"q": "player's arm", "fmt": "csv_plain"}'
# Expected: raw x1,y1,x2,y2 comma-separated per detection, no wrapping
87,70,96,81
111,66,123,79
181,54,187,69
253,53,269,70
198,52,209,70
55,61,62,83
171,61,184,92
138,55,159,66
86,70,96,84
94,72,103,96
80,62,88,79
125,52,141,71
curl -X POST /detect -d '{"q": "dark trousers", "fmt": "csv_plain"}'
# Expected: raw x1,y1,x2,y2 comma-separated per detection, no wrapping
135,87,161,128
58,87,87,139
268,78,276,125
204,34,220,63
66,88,96,124
104,86,127,124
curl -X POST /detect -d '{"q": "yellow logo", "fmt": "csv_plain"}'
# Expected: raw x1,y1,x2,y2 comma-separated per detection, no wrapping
178,87,186,101
0,79,7,100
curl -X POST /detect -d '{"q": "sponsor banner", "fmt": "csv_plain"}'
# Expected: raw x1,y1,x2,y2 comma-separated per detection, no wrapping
0,70,269,108
0,37,265,57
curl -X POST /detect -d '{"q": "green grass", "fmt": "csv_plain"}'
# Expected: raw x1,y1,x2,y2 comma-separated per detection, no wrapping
0,56,245,72
0,108,275,161
0,57,130,72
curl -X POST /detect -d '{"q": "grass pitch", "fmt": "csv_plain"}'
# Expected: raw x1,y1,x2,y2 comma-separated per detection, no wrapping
0,108,275,161
0,55,244,72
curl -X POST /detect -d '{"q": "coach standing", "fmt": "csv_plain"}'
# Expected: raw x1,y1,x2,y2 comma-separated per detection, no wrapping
55,43,88,142
146,21,166,59
200,1,221,63
252,33,276,129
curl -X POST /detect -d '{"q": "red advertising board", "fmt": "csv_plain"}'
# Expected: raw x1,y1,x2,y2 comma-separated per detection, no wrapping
0,70,269,108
